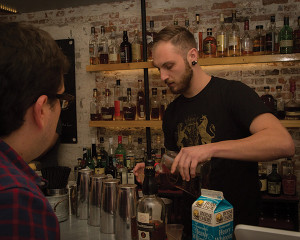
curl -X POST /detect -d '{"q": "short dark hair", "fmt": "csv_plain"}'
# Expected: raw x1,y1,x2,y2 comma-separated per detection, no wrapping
0,22,69,137
153,25,197,56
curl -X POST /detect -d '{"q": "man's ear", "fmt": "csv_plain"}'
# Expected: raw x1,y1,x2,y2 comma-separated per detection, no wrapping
187,48,199,65
32,95,48,129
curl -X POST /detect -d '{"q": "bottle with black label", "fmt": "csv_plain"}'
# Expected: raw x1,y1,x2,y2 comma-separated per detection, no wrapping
267,163,281,197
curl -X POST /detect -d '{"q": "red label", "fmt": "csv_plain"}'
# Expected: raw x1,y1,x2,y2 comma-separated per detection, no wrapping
114,100,121,116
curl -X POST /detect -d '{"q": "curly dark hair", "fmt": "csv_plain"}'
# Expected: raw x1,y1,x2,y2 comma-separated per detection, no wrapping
0,22,69,137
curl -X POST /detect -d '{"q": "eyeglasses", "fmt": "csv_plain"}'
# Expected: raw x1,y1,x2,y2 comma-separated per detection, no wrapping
51,93,75,110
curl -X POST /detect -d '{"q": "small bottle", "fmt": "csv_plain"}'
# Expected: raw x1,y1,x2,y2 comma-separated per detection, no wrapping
160,89,169,120
274,86,285,120
107,137,116,167
150,88,160,120
137,79,146,120
258,163,267,193
136,137,145,164
90,88,101,121
120,31,132,63
266,15,279,54
98,26,109,64
123,88,136,120
86,147,95,170
293,16,300,53
137,156,166,240
153,135,163,163
115,136,126,168
267,163,281,197
101,88,114,121
285,81,300,119
241,20,253,56
132,29,143,62
260,86,276,115
228,10,240,57
108,30,120,64
203,28,217,57
253,25,266,55
98,137,108,168
216,13,227,57
126,135,136,170
194,14,203,56
89,27,98,65
279,16,293,54
173,19,178,26
114,79,123,121
282,158,297,196
146,20,157,61
185,18,191,32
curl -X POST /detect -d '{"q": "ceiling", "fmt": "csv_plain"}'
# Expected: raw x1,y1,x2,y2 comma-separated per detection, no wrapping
1,0,120,13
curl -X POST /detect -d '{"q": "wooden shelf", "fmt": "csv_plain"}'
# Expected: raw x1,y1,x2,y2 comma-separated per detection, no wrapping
86,53,300,71
280,120,300,128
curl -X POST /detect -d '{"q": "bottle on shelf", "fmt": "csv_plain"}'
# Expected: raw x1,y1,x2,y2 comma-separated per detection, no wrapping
86,147,95,170
258,162,267,193
146,20,157,61
294,16,300,53
203,28,217,57
136,155,166,240
107,137,116,167
285,81,300,120
173,19,178,26
241,19,253,56
274,85,285,120
114,79,123,121
150,88,160,120
260,86,276,115
101,88,114,121
267,163,281,197
185,18,191,32
279,16,293,54
95,155,105,174
82,147,87,169
266,15,279,54
160,89,169,120
108,30,120,64
115,135,126,168
98,137,108,168
253,25,266,55
216,13,227,57
228,10,241,57
282,158,297,196
120,30,132,63
152,135,163,163
123,88,136,120
98,26,109,64
194,14,203,57
136,137,145,164
137,79,146,120
132,29,143,62
90,88,101,121
89,26,98,65
91,137,97,165
126,135,136,171
105,155,117,178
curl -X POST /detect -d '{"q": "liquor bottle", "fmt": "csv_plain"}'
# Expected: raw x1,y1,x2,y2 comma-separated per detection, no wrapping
160,89,169,120
101,88,114,121
136,137,145,164
123,88,136,120
267,163,281,197
126,135,136,170
241,20,253,56
108,30,120,64
91,137,97,164
216,13,227,57
153,135,162,163
282,158,297,196
115,135,126,168
120,31,132,63
260,86,276,115
258,162,267,193
86,147,95,170
95,155,105,174
107,137,116,167
173,19,178,26
90,88,101,120
294,16,300,53
253,25,266,55
147,20,157,61
203,28,217,57
150,88,160,120
266,15,279,54
114,79,123,121
105,156,116,178
137,156,166,240
285,81,300,119
279,16,293,54
89,27,98,65
274,86,285,120
194,14,203,56
228,10,240,57
185,19,191,32
98,26,109,64
98,137,108,168
132,29,143,62
82,147,87,168
137,79,146,120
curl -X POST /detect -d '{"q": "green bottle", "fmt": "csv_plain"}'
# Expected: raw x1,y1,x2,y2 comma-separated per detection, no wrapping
115,136,126,168
279,16,293,54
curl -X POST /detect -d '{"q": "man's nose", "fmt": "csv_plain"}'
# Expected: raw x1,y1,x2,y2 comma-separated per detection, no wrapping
160,69,168,82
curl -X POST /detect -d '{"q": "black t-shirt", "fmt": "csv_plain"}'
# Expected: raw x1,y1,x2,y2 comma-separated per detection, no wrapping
163,76,270,226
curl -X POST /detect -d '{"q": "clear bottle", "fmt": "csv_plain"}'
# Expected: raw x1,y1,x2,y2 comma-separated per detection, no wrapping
114,79,123,121
108,30,120,64
152,135,162,163
203,28,217,57
241,20,253,56
101,88,114,121
194,14,203,57
160,89,169,120
266,15,279,54
150,88,160,120
136,137,145,164
120,30,132,63
115,135,126,168
107,137,116,167
132,29,143,62
293,16,300,53
282,158,297,196
123,88,136,120
89,27,98,65
126,135,136,170
216,13,227,57
253,25,266,55
146,20,157,61
260,86,276,115
267,163,281,197
228,10,240,57
137,157,166,240
137,79,146,120
90,88,101,121
274,86,285,120
285,81,300,119
279,16,293,54
98,26,109,64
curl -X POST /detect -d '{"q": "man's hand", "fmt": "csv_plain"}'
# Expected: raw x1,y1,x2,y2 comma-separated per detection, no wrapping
133,162,145,183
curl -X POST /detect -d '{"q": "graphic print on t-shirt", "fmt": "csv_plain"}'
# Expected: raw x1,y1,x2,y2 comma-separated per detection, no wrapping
176,115,215,148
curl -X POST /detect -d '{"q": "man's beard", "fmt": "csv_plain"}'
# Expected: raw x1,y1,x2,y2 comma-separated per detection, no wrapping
168,60,193,95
